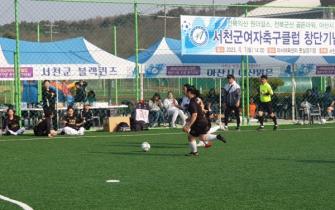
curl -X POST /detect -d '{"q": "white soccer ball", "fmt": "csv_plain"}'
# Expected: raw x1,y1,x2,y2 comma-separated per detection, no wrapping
321,119,326,124
141,142,151,152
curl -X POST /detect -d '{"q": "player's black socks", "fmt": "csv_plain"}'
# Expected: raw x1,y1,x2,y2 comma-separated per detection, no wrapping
272,116,277,125
259,116,264,126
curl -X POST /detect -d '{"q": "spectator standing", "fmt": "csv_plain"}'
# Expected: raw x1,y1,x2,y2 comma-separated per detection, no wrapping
42,80,57,128
75,80,87,103
249,97,257,119
223,75,241,130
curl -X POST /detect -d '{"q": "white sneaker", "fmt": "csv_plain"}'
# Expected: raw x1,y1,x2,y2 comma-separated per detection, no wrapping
224,126,228,130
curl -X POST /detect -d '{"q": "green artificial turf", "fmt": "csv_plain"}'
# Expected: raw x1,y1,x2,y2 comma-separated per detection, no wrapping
0,124,335,210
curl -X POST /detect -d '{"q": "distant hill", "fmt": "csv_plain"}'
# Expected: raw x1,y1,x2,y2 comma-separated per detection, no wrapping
0,1,272,59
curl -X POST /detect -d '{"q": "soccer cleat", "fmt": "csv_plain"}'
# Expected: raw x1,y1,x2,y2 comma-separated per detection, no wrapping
216,134,227,143
224,126,228,130
236,126,241,131
273,125,278,131
257,126,264,131
205,142,212,148
185,152,199,156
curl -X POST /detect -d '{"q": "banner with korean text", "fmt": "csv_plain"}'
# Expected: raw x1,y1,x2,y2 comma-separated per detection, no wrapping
181,16,335,56
0,65,135,81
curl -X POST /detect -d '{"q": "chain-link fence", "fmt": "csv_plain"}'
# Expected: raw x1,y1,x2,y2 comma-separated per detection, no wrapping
1,0,335,128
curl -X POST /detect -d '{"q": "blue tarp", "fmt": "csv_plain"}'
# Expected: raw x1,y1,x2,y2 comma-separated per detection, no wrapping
0,37,97,64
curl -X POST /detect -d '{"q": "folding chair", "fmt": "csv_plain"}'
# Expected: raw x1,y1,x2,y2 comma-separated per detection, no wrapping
309,104,322,125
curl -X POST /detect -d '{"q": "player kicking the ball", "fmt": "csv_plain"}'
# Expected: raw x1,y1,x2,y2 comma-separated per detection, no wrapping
183,86,226,156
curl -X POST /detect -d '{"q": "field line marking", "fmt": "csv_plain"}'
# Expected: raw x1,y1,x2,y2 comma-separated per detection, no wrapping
0,194,33,210
0,132,183,142
0,126,334,143
106,180,120,183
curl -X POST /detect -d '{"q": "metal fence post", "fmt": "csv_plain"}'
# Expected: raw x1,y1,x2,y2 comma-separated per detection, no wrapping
113,25,118,104
14,0,21,117
134,0,140,101
291,64,296,122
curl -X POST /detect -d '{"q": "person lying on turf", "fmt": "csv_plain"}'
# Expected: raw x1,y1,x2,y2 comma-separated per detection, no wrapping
34,111,57,138
196,97,225,148
61,107,85,136
1,108,25,136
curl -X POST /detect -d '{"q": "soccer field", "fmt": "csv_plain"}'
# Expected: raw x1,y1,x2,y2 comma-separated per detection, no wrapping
0,124,335,210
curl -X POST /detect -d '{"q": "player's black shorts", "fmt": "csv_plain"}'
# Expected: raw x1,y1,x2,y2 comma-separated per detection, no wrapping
259,102,273,114
190,121,210,137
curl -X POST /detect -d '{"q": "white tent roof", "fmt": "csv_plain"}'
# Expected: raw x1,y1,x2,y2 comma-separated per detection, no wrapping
0,37,135,80
142,38,182,66
0,46,9,66
246,0,321,17
84,39,135,77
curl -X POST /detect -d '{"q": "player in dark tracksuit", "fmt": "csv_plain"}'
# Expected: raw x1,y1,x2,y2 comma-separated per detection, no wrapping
42,80,57,129
74,80,87,103
223,74,241,130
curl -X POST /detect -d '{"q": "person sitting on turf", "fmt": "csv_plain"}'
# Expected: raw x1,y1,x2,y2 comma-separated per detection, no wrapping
34,111,57,138
81,104,94,130
163,91,187,128
1,108,25,136
61,107,85,135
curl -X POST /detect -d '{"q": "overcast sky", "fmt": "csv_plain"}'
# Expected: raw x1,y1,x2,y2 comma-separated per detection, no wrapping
0,0,252,25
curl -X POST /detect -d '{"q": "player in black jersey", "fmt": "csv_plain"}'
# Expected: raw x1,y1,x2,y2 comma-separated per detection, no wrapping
183,86,226,156
2,108,25,136
61,107,85,135
34,111,57,137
